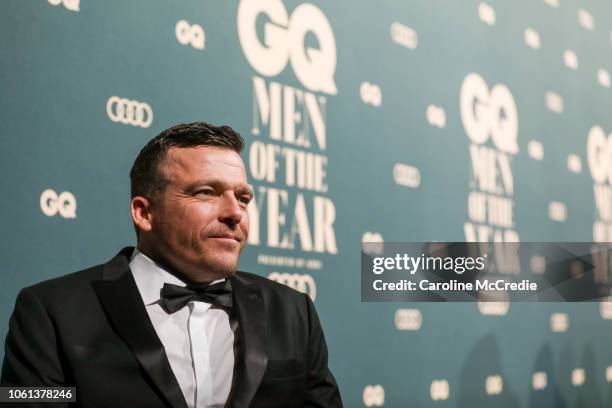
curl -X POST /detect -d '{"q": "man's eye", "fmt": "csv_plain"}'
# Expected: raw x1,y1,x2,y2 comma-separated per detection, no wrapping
239,196,252,205
197,189,215,196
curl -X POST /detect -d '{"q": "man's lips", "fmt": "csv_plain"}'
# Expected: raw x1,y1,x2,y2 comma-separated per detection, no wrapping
209,233,241,242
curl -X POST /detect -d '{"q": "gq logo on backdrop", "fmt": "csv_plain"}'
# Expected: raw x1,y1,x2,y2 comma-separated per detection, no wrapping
40,189,77,219
571,368,585,386
485,375,503,395
237,0,337,94
430,380,450,401
175,20,205,50
361,231,384,255
267,272,316,301
532,372,547,390
587,126,612,241
48,0,79,12
460,73,518,154
362,385,384,407
239,0,339,262
360,82,382,107
460,73,519,254
106,96,153,128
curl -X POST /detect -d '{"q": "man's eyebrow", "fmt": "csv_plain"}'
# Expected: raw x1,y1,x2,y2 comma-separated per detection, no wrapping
236,185,254,197
185,179,226,190
186,179,253,195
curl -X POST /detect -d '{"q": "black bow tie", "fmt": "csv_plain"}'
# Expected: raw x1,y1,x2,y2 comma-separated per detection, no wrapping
159,279,233,314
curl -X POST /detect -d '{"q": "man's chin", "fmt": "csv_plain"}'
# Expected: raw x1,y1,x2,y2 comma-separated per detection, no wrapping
204,260,238,279
212,267,237,279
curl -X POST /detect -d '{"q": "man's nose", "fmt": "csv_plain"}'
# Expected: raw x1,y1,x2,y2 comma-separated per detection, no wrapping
218,193,243,226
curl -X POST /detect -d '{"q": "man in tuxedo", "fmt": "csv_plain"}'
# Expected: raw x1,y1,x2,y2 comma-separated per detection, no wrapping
1,122,343,407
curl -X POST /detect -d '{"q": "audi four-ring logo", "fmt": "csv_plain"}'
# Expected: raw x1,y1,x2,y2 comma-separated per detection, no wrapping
478,300,509,316
267,272,317,301
394,308,422,331
106,96,153,128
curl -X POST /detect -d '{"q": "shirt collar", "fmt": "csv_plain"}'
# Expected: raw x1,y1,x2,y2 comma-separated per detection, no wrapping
129,247,224,306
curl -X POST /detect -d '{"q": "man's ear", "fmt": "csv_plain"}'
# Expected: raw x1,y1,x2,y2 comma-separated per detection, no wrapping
131,196,154,233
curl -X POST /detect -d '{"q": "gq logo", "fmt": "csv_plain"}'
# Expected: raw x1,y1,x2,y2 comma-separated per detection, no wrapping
362,385,384,407
40,189,77,219
532,372,547,390
48,0,79,12
426,105,446,128
587,126,612,184
175,20,205,50
430,379,450,401
267,272,316,301
360,82,382,107
571,368,585,386
361,232,384,255
237,0,337,94
460,73,518,154
485,375,503,395
600,300,612,319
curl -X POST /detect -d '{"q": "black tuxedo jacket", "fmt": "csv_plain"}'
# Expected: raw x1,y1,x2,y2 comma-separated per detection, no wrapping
1,247,342,407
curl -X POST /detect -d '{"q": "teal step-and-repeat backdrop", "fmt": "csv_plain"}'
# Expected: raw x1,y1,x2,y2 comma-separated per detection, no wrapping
3,0,612,406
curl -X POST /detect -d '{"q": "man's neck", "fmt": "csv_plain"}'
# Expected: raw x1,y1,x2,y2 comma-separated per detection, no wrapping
135,245,224,285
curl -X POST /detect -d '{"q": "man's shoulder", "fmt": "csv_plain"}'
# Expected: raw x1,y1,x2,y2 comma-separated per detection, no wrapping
20,263,105,300
20,247,133,300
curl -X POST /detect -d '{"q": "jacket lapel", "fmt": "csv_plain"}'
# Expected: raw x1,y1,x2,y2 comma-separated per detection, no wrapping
228,273,268,408
91,247,188,408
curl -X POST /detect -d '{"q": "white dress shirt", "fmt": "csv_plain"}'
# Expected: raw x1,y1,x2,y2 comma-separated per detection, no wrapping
129,248,235,408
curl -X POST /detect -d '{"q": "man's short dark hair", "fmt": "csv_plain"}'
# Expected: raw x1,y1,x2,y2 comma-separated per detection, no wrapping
129,121,244,203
